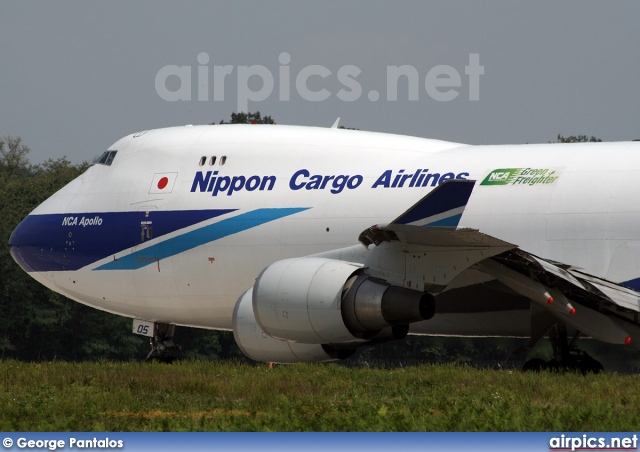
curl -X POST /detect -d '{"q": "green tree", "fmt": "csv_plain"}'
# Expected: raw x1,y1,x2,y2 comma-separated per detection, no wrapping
214,112,361,130
556,134,602,143
0,139,149,360
0,136,32,178
215,111,275,125
0,140,85,358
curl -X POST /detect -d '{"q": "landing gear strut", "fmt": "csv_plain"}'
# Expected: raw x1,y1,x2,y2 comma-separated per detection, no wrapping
522,323,604,374
144,323,181,363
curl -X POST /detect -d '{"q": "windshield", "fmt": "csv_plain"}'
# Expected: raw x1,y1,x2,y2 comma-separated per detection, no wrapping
94,150,117,166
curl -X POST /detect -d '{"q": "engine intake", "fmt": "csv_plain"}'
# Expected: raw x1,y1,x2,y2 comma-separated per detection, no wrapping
252,257,435,344
233,288,354,363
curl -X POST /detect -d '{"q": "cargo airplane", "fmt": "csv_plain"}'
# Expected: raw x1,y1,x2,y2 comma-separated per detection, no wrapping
10,124,640,372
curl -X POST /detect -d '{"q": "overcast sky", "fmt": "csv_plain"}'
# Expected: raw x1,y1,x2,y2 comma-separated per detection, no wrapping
1,1,639,164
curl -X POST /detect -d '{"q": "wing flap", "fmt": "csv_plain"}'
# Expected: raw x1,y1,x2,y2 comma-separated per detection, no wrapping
526,253,640,313
495,250,640,313
529,255,586,289
571,271,640,312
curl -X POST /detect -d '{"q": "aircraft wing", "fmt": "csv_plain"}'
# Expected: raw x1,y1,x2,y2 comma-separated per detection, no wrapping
358,180,516,292
357,180,640,345
360,179,514,249
502,251,640,313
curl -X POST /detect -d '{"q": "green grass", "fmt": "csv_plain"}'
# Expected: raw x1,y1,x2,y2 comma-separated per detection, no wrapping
0,360,638,431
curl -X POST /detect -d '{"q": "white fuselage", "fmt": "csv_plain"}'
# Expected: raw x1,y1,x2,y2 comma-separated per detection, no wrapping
11,125,640,335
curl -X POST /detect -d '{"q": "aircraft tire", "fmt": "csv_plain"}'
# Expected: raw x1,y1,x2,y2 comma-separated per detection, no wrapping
522,358,547,372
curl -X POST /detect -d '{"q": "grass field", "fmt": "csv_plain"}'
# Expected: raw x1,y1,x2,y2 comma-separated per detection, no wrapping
0,360,638,432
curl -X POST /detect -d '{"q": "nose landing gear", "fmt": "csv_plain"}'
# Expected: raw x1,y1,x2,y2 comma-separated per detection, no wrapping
133,320,181,363
145,323,181,363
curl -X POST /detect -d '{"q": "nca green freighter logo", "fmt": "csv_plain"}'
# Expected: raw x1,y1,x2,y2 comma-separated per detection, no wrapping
481,168,560,186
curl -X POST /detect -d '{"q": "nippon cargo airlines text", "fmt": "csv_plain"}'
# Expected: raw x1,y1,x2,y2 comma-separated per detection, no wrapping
190,168,470,196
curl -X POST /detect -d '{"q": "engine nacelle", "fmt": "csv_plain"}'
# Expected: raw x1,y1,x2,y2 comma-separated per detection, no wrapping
232,288,353,363
253,257,435,343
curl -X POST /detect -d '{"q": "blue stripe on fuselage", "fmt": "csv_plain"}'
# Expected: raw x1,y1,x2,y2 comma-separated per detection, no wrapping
95,208,309,271
9,209,235,272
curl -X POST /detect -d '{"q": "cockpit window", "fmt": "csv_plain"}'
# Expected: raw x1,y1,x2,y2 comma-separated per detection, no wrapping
95,150,118,166
105,151,117,165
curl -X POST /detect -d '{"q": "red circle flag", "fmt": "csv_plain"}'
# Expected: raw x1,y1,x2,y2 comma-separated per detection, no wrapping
157,177,169,189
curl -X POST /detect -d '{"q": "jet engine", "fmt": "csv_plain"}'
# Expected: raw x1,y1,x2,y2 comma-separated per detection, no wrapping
232,257,435,363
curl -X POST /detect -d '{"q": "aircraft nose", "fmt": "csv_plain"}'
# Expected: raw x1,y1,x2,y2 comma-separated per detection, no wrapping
10,216,41,273
9,215,62,273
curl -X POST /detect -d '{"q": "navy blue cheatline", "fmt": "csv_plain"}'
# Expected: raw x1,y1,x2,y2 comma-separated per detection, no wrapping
10,208,310,273
9,208,309,273
9,209,236,272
